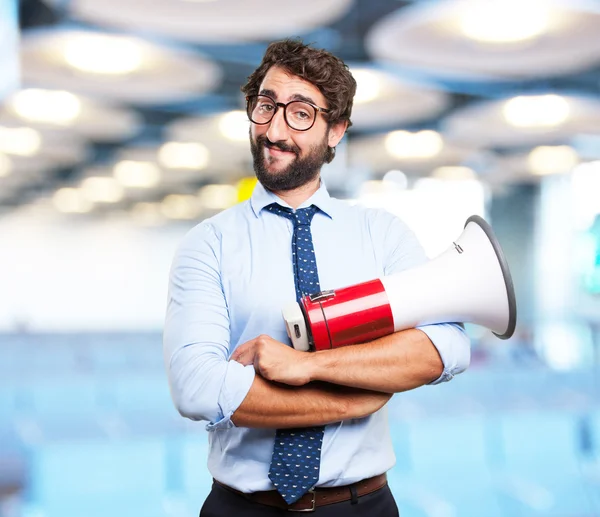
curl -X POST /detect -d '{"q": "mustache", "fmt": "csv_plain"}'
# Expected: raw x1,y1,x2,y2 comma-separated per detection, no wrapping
258,135,299,155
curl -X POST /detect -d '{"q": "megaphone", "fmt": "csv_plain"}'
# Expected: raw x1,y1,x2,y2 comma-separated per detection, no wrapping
282,215,517,352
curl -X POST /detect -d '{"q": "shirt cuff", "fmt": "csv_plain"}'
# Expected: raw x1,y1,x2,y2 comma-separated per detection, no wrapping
206,362,255,431
417,323,470,385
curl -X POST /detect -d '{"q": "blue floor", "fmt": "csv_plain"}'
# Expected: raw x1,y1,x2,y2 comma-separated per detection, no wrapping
1,332,599,517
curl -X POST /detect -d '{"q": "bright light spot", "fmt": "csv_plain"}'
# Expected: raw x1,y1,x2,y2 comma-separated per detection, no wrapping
503,95,570,128
411,178,486,256
459,0,550,43
432,166,476,180
12,89,81,125
198,184,238,210
355,176,486,257
113,160,161,188
528,145,578,176
219,111,249,142
0,127,41,156
131,202,164,226
158,142,209,169
382,169,408,190
0,154,12,177
358,180,392,197
352,69,381,104
52,188,94,213
358,178,485,258
571,161,600,229
385,130,443,160
64,34,143,75
81,177,124,203
536,321,591,370
160,194,200,220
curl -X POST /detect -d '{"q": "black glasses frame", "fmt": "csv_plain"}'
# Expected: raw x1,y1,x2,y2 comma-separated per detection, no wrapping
246,94,331,132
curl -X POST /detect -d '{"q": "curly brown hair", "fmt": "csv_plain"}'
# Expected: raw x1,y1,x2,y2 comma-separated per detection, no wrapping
242,39,356,163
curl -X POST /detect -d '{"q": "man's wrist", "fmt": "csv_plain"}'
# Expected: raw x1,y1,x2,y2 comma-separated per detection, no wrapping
305,349,333,383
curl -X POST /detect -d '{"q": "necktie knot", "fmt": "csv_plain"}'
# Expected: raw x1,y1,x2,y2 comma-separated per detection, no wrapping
266,203,318,227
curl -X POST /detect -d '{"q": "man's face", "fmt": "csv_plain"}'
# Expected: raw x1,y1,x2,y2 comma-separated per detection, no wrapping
249,66,335,191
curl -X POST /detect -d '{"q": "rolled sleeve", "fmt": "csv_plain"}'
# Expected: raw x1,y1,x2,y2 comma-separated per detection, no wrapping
169,345,255,430
163,222,255,431
417,323,471,384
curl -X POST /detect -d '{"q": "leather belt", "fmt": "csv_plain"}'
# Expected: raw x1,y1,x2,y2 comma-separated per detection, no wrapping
214,473,387,512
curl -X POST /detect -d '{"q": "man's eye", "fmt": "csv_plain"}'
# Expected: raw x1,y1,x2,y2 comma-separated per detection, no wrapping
259,104,275,112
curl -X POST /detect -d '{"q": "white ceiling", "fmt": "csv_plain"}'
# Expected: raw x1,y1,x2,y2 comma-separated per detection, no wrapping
366,0,600,80
21,28,222,104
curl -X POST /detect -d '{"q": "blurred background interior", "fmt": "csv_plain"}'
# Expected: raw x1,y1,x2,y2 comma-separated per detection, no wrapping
1,0,600,515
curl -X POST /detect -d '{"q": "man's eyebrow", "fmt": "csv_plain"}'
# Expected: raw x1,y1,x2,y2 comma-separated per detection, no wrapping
259,88,277,99
258,89,320,107
290,93,319,106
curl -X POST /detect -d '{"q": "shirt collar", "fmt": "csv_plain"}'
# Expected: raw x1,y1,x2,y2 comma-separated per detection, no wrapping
250,179,338,219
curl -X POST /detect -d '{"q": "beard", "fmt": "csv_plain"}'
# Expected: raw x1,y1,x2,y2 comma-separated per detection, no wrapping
250,132,329,192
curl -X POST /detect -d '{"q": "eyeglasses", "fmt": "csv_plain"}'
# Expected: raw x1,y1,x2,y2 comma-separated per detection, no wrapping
246,94,331,132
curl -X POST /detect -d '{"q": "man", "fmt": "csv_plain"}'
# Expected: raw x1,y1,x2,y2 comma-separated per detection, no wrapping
163,39,470,516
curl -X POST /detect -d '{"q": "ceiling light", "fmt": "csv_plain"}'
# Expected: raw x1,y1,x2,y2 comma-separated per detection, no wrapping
385,130,443,159
198,184,238,210
131,202,164,226
503,95,570,128
528,145,578,176
459,0,550,44
160,194,200,220
432,166,477,180
0,154,12,177
356,180,408,211
52,188,93,213
114,160,161,188
81,177,124,203
352,69,381,104
0,127,41,156
12,89,81,125
358,180,389,196
219,111,249,142
382,169,408,190
158,142,209,169
64,34,143,75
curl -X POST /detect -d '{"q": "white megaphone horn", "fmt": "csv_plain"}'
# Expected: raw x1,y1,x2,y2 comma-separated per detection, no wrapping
283,215,517,352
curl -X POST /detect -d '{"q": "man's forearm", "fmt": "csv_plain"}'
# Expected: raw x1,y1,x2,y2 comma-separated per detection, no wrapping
231,375,391,428
307,328,443,393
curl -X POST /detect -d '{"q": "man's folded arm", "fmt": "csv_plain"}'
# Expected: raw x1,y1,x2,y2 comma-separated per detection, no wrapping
164,222,390,431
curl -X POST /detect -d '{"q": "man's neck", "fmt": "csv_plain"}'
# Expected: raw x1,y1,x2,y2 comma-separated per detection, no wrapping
271,176,321,209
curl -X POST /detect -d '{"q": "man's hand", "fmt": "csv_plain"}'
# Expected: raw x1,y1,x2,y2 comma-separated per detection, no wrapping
230,335,313,386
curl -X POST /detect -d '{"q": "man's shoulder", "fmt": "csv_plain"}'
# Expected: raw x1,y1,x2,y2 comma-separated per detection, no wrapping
180,201,252,246
202,200,252,231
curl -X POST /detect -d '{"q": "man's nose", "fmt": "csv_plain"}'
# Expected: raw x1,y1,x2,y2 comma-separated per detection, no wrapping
266,107,290,143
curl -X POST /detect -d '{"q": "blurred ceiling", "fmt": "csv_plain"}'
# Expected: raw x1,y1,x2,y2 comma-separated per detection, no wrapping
2,0,600,222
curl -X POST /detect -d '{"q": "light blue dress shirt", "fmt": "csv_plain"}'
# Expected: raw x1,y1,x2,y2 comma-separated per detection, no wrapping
163,181,470,493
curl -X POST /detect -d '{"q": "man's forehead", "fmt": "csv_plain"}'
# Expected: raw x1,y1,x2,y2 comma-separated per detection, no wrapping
259,66,325,104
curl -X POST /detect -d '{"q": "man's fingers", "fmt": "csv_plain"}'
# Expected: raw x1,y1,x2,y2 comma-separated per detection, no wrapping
231,341,255,365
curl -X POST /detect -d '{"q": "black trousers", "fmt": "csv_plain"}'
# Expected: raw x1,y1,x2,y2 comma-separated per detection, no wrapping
199,481,400,517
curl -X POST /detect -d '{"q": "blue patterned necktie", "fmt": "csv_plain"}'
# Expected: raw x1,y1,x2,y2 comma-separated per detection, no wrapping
265,202,324,504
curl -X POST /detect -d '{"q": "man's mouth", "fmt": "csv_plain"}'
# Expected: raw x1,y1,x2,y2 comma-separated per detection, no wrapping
265,146,294,157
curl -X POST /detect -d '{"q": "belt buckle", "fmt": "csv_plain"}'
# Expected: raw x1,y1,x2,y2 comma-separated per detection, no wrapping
289,489,316,512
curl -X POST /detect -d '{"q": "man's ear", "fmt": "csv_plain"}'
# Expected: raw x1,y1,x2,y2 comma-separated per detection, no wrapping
328,120,348,148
